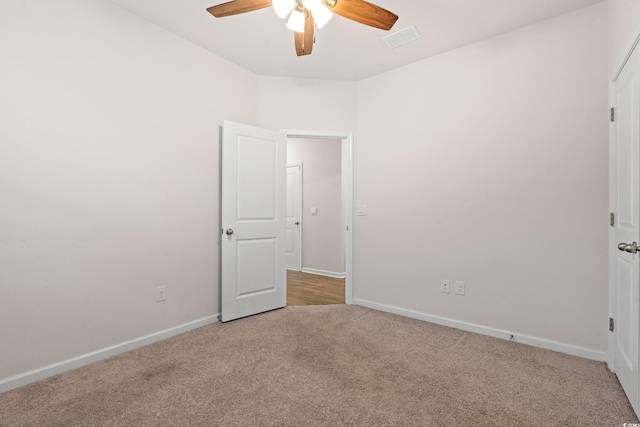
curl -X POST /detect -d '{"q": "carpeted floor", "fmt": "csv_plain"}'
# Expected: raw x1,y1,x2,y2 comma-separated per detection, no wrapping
0,305,637,426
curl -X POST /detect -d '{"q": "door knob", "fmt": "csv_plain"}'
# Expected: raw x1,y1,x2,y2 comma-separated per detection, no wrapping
226,229,234,235
618,242,638,253
294,222,300,225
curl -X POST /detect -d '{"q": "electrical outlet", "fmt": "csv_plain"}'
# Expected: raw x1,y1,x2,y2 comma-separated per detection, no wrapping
156,286,167,302
441,279,450,294
455,281,465,295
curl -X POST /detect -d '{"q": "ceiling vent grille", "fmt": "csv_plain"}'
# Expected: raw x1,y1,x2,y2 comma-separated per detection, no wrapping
382,25,422,49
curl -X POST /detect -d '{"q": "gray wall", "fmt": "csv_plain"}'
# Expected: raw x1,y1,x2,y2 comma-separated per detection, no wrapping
0,0,259,380
354,3,608,352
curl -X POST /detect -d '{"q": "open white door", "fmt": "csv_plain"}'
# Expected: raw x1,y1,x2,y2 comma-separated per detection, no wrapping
611,45,640,415
286,164,302,270
221,121,287,322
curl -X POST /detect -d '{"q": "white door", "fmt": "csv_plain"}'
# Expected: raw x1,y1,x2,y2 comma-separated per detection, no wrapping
611,45,640,415
286,164,302,270
221,121,287,322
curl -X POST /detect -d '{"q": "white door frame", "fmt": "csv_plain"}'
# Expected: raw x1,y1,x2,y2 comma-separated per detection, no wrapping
610,29,640,368
607,19,640,372
609,29,640,417
286,162,303,271
282,129,354,304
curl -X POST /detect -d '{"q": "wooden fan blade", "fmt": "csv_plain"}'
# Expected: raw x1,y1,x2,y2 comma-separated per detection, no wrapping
294,12,314,56
207,0,272,18
328,0,398,30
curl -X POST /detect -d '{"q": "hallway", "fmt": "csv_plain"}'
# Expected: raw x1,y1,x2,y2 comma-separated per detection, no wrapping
286,270,345,306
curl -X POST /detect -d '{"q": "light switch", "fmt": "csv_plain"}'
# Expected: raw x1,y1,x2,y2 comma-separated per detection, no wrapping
311,207,317,215
357,205,368,216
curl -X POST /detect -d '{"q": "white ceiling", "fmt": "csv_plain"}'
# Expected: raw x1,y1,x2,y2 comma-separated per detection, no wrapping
109,0,604,81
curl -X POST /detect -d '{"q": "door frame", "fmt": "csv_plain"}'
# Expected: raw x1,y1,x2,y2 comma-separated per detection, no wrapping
609,29,640,415
286,162,303,272
610,29,640,369
282,129,354,304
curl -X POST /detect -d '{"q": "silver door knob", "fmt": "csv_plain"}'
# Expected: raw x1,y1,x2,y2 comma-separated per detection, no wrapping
294,222,300,225
618,242,638,253
226,229,234,235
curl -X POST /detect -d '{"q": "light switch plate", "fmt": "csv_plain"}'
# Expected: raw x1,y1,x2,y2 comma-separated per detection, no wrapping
455,281,465,295
311,207,317,215
156,286,167,302
357,205,368,216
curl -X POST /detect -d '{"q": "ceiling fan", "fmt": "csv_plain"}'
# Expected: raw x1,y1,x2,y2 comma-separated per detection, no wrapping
206,0,399,56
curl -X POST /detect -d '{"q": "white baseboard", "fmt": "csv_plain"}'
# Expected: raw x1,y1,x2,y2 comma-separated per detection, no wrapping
301,268,345,279
2,302,608,394
0,314,219,394
353,299,607,363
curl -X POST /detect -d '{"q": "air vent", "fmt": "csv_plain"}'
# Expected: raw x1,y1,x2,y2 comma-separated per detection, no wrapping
382,25,421,49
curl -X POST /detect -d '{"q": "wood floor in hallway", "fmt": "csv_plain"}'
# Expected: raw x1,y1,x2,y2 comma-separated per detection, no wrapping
287,270,345,306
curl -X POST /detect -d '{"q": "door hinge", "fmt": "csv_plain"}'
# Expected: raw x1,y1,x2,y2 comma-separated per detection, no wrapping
610,317,614,332
610,213,615,227
611,107,615,122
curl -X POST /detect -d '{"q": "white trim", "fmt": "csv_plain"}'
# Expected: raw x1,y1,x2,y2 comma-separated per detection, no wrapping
609,23,640,378
0,314,219,394
301,267,346,279
612,26,640,82
609,77,618,371
281,129,354,305
353,299,608,363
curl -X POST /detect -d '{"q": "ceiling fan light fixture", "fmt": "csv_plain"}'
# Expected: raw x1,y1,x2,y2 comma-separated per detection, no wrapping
312,4,332,29
301,0,321,9
286,9,306,33
273,0,295,19
206,0,398,55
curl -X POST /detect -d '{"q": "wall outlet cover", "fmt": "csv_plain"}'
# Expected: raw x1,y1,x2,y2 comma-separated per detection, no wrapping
441,279,450,294
156,286,167,302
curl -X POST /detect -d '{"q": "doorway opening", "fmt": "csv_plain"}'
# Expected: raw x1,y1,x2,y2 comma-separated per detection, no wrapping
282,130,353,306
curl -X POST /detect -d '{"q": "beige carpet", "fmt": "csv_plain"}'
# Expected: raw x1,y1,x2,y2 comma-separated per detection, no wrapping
0,305,636,426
